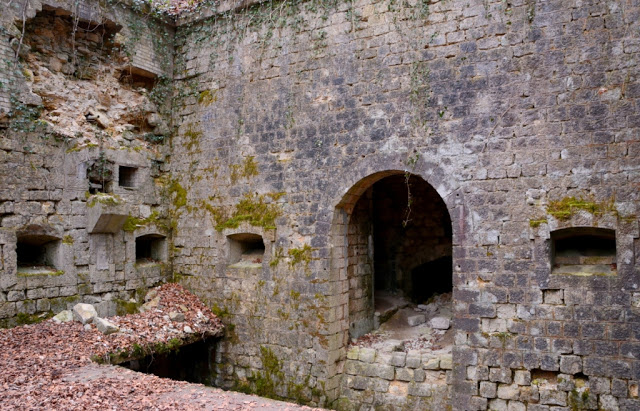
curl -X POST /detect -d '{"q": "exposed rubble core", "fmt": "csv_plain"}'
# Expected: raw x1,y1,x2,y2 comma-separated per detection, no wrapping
19,5,170,146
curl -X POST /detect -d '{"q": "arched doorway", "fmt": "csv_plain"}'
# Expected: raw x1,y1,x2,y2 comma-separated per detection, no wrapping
339,171,453,340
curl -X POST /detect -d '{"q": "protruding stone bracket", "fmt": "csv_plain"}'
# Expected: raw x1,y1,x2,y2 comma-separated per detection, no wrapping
87,202,130,234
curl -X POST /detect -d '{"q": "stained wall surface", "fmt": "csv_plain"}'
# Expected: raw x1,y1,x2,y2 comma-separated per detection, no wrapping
171,0,640,409
0,0,638,409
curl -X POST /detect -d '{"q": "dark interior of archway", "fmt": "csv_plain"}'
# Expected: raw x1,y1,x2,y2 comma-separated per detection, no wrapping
371,174,452,303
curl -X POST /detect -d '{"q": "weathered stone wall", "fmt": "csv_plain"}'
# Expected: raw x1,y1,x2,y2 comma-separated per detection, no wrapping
170,0,640,409
0,0,638,409
340,345,451,410
0,0,175,327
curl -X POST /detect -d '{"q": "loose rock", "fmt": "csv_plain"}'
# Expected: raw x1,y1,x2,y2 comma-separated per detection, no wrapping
94,317,119,335
73,303,98,325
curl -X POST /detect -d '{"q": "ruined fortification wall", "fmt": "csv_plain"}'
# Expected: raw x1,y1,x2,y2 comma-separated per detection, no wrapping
171,0,640,409
0,0,175,326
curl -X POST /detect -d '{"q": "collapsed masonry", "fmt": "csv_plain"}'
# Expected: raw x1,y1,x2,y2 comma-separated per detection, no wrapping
1,0,639,410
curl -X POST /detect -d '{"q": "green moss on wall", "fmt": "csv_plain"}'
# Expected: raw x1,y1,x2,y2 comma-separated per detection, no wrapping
288,244,313,268
230,155,259,183
215,192,281,231
547,196,616,220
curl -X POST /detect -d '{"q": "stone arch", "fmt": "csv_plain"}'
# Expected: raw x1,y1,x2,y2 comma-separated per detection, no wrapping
329,160,459,344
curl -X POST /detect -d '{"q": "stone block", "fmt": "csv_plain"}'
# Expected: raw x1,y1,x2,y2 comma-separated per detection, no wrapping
514,370,531,386
94,317,119,335
358,347,376,363
371,378,389,393
424,357,440,370
87,201,129,234
539,389,567,406
507,400,526,411
490,368,512,384
395,368,413,382
406,352,421,368
480,381,497,398
488,398,508,411
431,316,451,329
389,352,406,367
377,364,395,380
497,384,520,400
407,314,426,326
559,355,582,375
439,354,453,370
73,303,97,324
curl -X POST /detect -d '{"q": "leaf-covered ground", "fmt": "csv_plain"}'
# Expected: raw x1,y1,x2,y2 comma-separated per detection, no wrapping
0,283,324,410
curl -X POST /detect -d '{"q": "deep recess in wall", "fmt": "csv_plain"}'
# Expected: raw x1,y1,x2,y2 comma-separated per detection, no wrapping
119,339,218,386
371,174,452,303
16,234,61,272
119,166,138,188
551,227,617,276
347,173,453,339
227,233,265,267
135,234,166,263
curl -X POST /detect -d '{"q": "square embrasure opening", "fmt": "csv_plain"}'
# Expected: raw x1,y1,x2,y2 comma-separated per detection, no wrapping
16,235,61,274
119,166,138,188
227,233,265,268
135,234,167,264
551,227,617,276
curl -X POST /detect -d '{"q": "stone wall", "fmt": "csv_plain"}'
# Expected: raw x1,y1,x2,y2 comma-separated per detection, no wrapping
0,0,638,409
0,0,175,327
170,0,640,409
339,345,451,410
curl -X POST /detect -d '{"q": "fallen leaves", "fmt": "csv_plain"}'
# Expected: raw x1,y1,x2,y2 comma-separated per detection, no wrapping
0,284,323,410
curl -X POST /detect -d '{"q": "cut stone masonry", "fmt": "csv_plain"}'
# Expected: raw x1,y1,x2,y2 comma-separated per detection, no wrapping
1,0,639,410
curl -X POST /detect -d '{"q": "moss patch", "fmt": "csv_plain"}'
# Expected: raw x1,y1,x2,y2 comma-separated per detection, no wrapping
288,244,313,268
123,211,167,232
168,179,188,209
198,89,217,106
529,218,547,228
230,156,259,183
87,193,122,208
215,192,281,231
547,196,616,220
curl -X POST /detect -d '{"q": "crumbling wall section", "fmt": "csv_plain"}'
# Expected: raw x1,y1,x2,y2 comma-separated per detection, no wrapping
0,0,174,327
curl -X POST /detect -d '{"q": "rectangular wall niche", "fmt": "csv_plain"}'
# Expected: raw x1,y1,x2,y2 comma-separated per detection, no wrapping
17,235,61,274
135,234,166,264
119,166,138,188
551,227,617,276
227,233,265,268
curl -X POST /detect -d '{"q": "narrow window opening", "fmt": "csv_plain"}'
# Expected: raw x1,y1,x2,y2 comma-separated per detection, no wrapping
16,235,61,274
119,166,138,188
136,234,166,264
551,228,617,276
227,233,265,268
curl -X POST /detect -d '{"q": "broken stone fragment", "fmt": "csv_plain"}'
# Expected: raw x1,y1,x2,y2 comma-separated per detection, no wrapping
430,317,451,330
85,108,112,129
73,303,98,324
94,317,119,335
183,326,193,333
169,311,185,322
139,296,160,313
146,113,162,127
52,310,73,323
407,314,426,327
144,289,159,302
